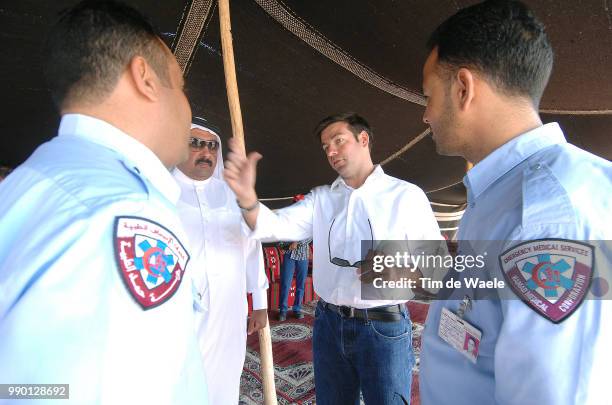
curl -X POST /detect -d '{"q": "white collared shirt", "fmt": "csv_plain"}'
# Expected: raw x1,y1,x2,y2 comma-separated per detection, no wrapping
248,165,442,308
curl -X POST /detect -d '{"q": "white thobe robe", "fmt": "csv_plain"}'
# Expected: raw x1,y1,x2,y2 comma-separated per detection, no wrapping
173,130,268,405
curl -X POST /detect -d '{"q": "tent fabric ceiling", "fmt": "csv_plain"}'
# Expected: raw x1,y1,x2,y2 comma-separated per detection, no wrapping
1,0,610,204
172,0,215,73
251,0,428,106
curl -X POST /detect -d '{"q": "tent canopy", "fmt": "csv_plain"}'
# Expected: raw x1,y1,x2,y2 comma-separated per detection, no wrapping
2,0,611,204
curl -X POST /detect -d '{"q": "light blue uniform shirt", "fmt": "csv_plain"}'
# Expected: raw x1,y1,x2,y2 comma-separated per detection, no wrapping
420,123,612,404
0,114,207,404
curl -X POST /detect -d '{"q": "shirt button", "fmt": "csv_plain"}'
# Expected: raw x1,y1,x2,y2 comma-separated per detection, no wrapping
534,164,542,170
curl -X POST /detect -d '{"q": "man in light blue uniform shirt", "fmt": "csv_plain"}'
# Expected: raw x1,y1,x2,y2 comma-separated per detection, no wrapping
420,1,611,404
0,1,207,403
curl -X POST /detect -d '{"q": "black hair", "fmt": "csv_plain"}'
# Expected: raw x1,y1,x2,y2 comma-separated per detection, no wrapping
427,0,553,107
44,0,170,108
313,112,373,150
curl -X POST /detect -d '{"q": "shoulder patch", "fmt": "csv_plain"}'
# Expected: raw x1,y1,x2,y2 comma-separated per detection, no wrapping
114,216,190,310
499,239,594,323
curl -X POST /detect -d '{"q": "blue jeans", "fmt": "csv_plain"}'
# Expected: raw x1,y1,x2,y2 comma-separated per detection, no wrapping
279,252,308,313
313,301,414,405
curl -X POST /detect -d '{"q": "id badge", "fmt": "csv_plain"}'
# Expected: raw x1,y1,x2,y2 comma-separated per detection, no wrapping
438,307,482,364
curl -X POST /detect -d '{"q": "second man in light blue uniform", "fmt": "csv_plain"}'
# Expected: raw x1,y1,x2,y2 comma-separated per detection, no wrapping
419,1,612,404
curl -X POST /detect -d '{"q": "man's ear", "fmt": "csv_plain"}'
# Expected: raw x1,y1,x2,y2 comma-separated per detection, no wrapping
454,67,475,112
359,131,369,148
128,56,160,102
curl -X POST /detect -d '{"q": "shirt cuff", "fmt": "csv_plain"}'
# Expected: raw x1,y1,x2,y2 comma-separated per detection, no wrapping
251,289,268,310
240,202,268,239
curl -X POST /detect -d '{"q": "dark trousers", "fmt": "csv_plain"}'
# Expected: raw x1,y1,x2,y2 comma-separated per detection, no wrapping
313,301,414,404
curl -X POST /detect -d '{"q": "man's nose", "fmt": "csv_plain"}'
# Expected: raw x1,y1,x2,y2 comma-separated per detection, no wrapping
199,148,213,158
422,108,430,125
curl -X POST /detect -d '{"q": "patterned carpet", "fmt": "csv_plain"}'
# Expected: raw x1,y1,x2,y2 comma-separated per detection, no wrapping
239,301,429,405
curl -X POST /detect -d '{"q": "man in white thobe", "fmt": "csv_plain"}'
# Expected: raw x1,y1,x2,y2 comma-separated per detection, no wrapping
174,118,269,404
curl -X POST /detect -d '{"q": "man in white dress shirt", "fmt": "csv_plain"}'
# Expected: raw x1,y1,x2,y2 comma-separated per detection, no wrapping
223,112,442,404
173,118,269,405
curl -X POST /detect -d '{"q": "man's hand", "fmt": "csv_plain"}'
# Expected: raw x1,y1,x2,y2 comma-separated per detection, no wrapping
356,250,384,284
247,309,268,335
224,138,262,229
224,137,262,207
357,250,422,285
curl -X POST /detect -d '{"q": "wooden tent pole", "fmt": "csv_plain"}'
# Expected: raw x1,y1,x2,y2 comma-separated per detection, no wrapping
218,1,278,404
219,0,246,155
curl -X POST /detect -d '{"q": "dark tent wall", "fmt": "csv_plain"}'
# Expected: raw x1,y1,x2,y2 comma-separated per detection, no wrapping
1,0,610,205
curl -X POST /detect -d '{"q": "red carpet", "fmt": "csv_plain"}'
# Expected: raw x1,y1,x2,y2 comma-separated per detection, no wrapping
239,301,429,404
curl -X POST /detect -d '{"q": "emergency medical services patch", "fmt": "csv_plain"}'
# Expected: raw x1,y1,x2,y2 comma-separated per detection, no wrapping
499,239,593,323
114,216,190,310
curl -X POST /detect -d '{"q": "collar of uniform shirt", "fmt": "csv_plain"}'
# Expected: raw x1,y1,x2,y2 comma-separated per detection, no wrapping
58,113,181,204
330,164,385,191
463,122,566,204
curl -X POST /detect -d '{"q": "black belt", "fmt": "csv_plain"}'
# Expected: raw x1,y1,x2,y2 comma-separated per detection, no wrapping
320,300,404,322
